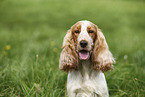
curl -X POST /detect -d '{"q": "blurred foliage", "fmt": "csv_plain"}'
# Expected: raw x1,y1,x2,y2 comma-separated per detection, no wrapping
0,0,145,96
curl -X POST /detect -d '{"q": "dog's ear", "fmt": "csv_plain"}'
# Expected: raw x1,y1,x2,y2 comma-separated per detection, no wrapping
59,29,78,72
91,25,115,72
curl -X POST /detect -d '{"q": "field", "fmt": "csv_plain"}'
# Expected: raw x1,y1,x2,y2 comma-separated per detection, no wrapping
0,0,145,96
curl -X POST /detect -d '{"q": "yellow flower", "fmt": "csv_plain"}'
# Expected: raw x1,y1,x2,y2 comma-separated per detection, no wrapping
53,48,58,53
6,45,11,50
50,41,55,47
3,51,7,55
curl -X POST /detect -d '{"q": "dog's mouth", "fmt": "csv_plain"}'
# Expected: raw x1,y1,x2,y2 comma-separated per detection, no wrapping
79,50,90,60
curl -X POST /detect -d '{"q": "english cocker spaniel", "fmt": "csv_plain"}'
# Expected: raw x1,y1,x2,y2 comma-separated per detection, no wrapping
59,20,115,97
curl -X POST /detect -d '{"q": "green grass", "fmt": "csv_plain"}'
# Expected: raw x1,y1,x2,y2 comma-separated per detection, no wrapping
0,0,145,96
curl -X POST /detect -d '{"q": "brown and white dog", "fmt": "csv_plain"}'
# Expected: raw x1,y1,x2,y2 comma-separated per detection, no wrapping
59,20,115,97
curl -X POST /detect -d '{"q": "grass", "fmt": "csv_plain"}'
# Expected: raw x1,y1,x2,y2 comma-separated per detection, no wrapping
0,0,145,96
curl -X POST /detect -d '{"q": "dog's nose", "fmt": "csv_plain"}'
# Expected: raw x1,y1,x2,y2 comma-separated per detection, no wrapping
80,41,88,48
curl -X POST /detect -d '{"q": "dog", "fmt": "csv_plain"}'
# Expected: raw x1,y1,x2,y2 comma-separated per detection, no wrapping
59,20,115,97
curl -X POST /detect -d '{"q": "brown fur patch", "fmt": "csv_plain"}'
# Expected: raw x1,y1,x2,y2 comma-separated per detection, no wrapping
87,25,97,43
71,24,81,44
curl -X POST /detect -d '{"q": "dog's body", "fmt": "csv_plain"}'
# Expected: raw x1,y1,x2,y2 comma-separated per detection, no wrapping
67,60,109,97
59,20,115,97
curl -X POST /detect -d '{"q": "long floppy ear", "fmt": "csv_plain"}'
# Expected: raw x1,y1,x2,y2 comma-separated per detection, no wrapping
92,26,115,72
59,29,78,72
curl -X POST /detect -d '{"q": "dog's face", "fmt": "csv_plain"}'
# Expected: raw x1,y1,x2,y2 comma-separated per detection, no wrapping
71,21,97,60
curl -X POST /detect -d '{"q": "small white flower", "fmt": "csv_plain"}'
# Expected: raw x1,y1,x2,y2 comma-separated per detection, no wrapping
124,55,128,60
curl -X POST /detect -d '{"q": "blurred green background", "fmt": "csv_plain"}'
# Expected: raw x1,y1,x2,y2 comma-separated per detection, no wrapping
0,0,145,96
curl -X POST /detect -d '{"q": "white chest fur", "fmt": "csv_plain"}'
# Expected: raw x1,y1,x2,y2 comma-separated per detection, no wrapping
67,60,109,97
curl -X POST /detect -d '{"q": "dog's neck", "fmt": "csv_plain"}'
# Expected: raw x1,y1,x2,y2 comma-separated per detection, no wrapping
78,59,94,80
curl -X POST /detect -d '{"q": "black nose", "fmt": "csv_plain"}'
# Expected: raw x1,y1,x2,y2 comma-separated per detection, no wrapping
80,41,88,48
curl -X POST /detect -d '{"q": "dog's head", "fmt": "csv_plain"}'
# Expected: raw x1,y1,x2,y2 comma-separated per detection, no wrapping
60,20,115,71
71,20,97,60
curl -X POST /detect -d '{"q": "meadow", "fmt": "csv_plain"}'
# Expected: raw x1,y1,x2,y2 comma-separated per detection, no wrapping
0,0,145,96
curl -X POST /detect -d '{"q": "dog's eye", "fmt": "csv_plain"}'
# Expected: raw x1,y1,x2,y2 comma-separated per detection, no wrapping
75,30,79,33
88,30,94,33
